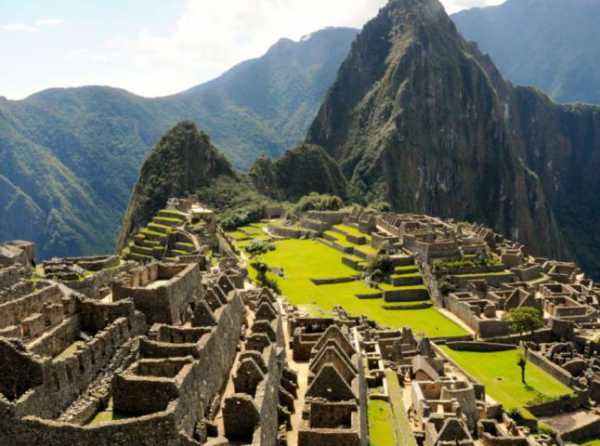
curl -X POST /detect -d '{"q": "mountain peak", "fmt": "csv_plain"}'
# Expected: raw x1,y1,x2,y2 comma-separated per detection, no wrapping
117,121,234,248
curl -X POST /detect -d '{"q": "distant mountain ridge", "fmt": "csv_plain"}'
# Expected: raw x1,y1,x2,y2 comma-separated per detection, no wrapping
0,27,358,259
452,0,600,104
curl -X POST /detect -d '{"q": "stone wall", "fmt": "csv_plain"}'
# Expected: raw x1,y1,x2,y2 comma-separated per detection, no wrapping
525,349,575,388
0,400,200,446
445,342,515,352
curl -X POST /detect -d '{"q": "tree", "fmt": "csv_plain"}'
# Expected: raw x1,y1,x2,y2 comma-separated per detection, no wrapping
503,307,545,340
252,262,280,294
367,255,394,278
245,239,275,258
517,353,527,384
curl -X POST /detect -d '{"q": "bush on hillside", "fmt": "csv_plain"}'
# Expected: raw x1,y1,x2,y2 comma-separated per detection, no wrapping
292,193,343,214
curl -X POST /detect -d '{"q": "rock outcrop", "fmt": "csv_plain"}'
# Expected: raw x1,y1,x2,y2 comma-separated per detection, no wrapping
117,121,235,248
249,144,347,201
307,0,600,277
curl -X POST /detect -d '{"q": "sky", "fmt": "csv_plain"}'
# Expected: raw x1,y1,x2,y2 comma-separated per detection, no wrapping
0,0,505,100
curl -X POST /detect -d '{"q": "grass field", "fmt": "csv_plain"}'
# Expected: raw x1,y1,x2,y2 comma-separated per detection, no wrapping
368,399,396,446
580,441,600,446
335,224,368,239
441,347,573,417
252,239,466,337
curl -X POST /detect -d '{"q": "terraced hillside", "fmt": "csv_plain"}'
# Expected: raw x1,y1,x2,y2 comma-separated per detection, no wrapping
227,221,467,338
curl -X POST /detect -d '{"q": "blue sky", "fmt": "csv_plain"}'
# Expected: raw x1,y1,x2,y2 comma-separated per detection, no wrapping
0,0,505,100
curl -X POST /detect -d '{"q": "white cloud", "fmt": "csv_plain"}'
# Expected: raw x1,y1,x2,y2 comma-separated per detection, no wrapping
108,0,506,97
443,0,505,14
2,0,505,99
110,0,390,97
35,18,64,27
1,18,63,33
1,23,38,32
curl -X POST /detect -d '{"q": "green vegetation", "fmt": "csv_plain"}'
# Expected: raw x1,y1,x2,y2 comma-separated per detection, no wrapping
432,255,503,274
368,400,396,446
503,307,545,339
248,239,466,337
0,28,358,260
441,347,572,417
291,192,344,214
251,147,348,202
245,240,276,258
335,224,366,239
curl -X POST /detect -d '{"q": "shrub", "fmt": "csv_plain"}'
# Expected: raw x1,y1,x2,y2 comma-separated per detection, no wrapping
292,193,343,214
503,307,544,338
367,255,394,278
369,201,391,212
245,239,275,258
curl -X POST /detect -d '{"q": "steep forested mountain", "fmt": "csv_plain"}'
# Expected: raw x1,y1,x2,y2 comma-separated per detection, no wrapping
307,0,600,278
117,122,236,247
453,0,600,104
249,144,348,202
0,27,357,259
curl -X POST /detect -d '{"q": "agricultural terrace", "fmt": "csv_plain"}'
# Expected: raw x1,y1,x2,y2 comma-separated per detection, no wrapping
245,238,467,338
441,347,573,417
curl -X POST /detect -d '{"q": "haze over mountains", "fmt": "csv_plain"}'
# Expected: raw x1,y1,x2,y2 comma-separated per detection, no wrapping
118,0,600,280
0,27,357,259
453,0,600,104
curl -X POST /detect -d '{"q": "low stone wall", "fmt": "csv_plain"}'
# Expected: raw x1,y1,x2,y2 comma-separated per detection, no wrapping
383,288,429,302
342,256,366,272
0,400,199,446
319,238,353,255
65,262,136,299
525,391,587,418
445,342,515,352
0,284,63,329
525,349,575,388
267,224,303,239
0,265,26,290
560,418,600,443
434,264,506,277
306,211,348,225
381,302,433,310
445,296,511,339
310,277,357,286
449,272,516,288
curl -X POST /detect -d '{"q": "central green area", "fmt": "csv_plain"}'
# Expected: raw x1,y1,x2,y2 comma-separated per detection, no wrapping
249,239,466,337
368,400,396,446
441,347,573,417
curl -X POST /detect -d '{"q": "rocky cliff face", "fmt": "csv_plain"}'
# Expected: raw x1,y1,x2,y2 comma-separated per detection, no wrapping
117,121,235,248
307,0,600,276
453,0,600,104
249,144,347,202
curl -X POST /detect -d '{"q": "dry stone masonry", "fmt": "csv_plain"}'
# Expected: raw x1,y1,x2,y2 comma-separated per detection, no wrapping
4,200,600,445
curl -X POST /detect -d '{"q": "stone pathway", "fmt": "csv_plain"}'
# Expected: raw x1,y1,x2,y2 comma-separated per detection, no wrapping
282,306,309,446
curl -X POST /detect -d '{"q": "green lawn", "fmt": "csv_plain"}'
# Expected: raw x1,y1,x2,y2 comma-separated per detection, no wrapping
252,240,466,337
335,224,367,239
241,223,268,237
580,441,600,446
324,231,355,248
369,399,396,446
441,347,573,417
